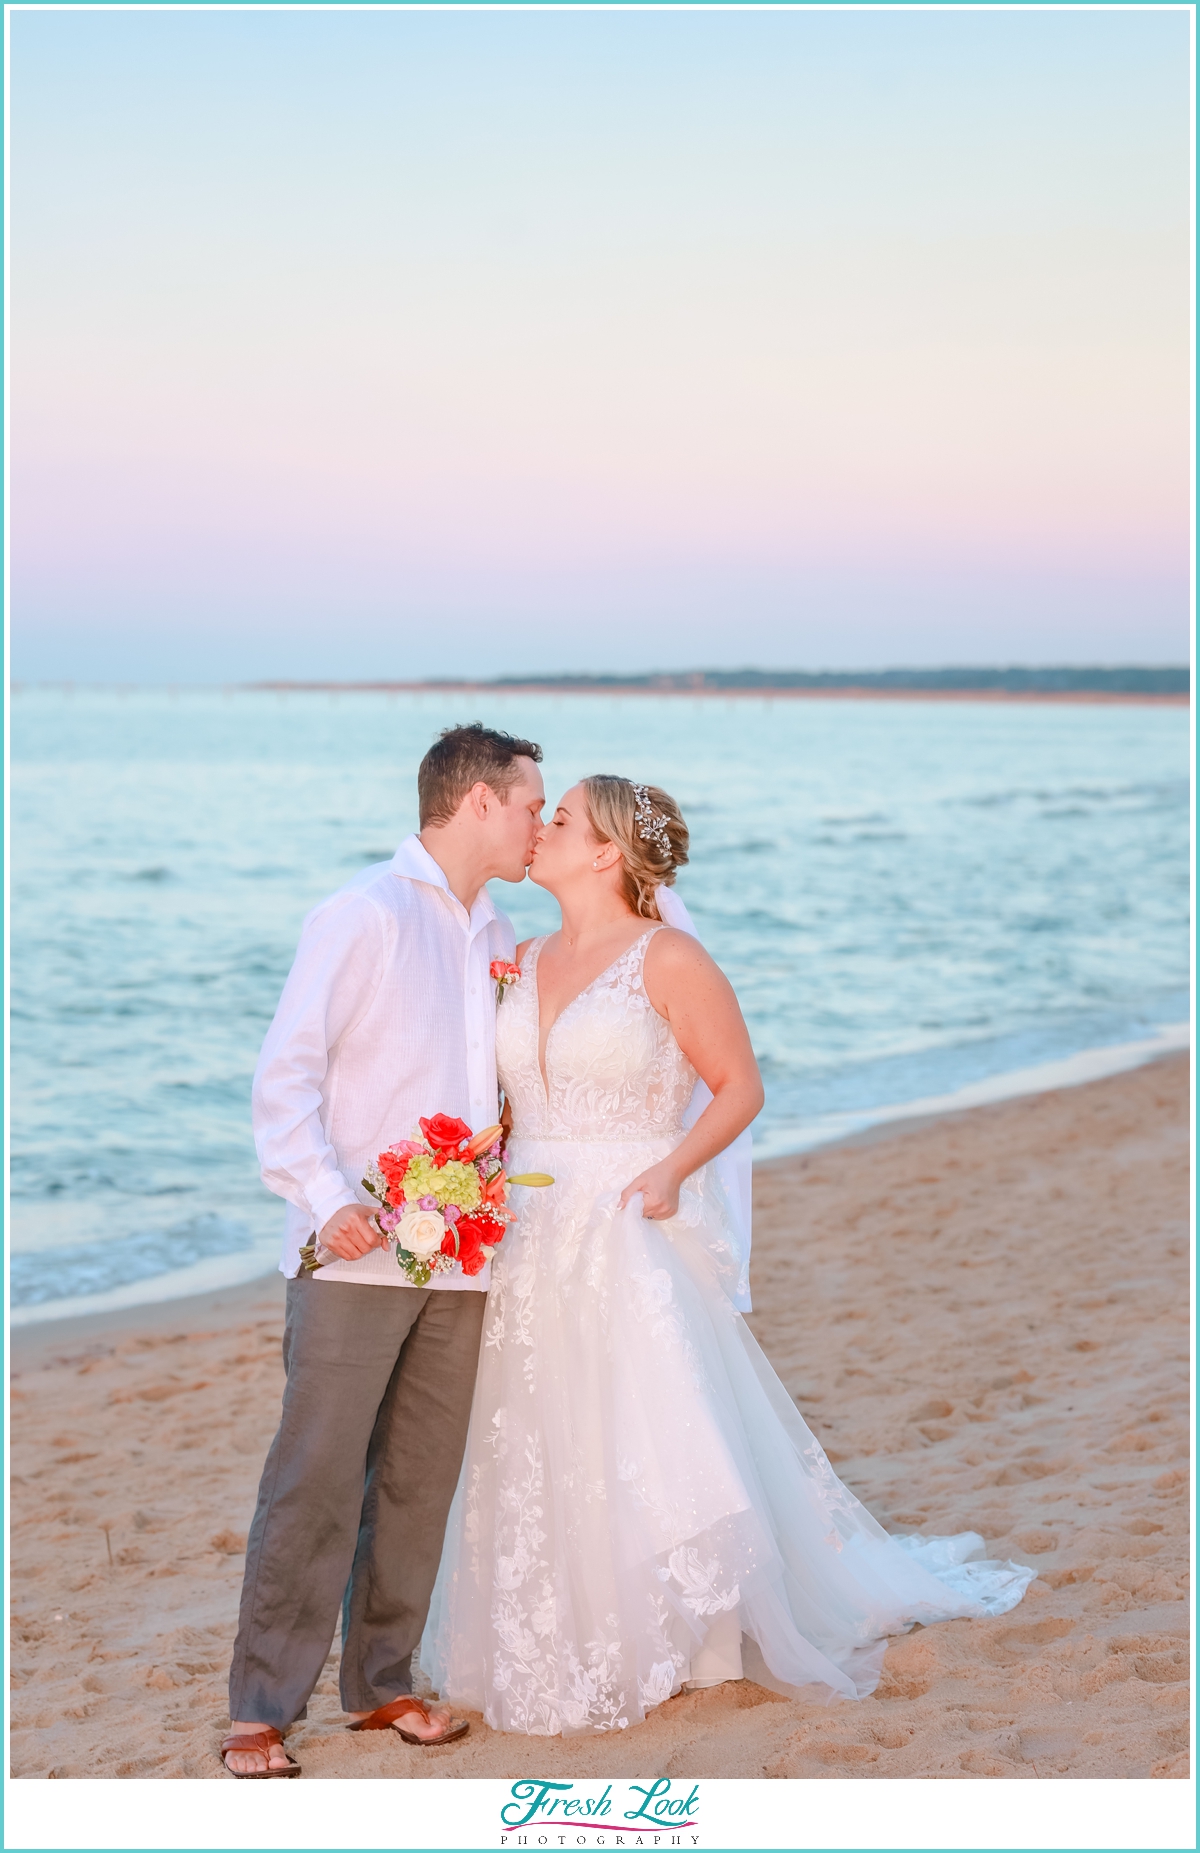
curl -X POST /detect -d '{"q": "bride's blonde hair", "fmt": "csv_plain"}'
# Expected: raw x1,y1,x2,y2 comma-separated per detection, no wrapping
580,775,689,921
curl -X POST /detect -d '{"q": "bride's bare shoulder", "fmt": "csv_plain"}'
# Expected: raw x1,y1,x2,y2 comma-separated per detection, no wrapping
515,937,536,963
643,926,731,1019
644,925,715,975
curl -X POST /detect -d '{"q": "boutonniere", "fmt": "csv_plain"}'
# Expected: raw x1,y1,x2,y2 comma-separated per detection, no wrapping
490,959,521,1002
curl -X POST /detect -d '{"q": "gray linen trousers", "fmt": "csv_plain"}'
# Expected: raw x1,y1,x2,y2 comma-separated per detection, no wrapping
228,1272,485,1728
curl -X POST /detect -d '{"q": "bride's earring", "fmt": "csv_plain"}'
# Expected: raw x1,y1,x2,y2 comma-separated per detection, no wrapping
593,859,601,869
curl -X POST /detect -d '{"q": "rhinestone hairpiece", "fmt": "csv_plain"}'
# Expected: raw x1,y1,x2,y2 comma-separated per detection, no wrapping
633,784,672,857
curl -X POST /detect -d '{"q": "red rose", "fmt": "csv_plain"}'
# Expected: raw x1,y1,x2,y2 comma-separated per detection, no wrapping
378,1151,410,1198
419,1114,474,1156
450,1212,498,1276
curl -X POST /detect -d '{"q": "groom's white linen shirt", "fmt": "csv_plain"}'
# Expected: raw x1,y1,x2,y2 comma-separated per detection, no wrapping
252,834,515,1288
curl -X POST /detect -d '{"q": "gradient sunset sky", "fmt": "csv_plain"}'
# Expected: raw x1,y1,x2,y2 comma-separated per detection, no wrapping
10,6,1191,682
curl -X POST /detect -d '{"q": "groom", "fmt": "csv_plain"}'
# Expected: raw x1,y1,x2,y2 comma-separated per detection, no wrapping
223,723,545,1775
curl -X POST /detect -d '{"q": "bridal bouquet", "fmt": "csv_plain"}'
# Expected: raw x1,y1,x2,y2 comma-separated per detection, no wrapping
301,1115,552,1287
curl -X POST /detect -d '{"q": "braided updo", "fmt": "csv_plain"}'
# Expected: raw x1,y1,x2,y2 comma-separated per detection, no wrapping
580,775,689,921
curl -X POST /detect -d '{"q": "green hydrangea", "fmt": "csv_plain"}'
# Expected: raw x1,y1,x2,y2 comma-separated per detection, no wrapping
402,1155,481,1211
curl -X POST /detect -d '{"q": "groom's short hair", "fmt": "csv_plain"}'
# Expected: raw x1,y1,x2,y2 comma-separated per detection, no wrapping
419,723,544,828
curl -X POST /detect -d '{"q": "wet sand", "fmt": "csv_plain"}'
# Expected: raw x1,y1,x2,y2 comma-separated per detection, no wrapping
9,1055,1189,1780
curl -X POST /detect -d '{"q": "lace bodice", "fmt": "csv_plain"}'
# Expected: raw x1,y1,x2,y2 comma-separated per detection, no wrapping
496,928,697,1142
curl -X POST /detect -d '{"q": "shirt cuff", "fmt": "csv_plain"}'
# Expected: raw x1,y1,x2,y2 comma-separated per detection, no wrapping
308,1176,361,1235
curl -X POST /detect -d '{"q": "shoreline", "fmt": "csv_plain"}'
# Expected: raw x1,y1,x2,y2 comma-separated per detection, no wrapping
9,1054,1189,1780
753,1021,1190,1162
11,1023,1189,1337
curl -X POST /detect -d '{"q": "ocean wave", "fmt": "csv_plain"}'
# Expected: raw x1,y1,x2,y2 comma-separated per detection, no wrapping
10,686,1188,1315
10,1212,257,1307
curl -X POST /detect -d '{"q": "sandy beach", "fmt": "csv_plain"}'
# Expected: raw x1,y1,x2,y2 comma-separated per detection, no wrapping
10,1055,1189,1781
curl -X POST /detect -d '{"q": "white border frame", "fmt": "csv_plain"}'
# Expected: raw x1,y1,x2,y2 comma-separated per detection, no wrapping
3,7,1195,1850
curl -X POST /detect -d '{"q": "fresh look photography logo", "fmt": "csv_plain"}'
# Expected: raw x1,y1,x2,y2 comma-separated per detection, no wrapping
499,1779,702,1846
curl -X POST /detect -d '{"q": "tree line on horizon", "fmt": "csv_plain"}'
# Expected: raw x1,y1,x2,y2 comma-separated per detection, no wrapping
482,667,1190,695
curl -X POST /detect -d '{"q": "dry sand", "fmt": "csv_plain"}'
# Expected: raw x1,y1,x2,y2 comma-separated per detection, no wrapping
10,1056,1190,1781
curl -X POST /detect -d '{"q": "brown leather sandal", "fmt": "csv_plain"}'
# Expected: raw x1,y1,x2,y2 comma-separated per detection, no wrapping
219,1727,302,1777
346,1694,469,1746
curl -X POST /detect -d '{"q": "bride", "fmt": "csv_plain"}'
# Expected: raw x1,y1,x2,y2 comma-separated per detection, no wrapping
422,775,1033,1736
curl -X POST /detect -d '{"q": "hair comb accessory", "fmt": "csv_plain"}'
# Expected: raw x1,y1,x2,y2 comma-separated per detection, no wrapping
632,784,672,856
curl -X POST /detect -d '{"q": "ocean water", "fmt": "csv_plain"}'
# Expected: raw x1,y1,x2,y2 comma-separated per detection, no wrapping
9,686,1190,1319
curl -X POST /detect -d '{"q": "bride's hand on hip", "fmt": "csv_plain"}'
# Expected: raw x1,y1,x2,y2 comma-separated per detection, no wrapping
619,1161,681,1221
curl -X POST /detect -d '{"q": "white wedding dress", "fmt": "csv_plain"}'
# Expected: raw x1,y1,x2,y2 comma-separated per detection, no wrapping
421,927,1034,1736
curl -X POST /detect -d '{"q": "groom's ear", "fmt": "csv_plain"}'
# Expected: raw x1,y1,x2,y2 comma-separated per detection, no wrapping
467,781,499,820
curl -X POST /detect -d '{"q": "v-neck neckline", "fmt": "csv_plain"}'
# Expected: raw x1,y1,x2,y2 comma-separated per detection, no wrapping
532,928,657,1098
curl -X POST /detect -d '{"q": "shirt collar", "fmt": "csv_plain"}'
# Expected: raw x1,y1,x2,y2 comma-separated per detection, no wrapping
390,833,498,934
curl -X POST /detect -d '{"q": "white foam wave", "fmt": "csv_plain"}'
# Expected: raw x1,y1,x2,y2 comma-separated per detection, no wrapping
9,1244,281,1328
752,1021,1190,1161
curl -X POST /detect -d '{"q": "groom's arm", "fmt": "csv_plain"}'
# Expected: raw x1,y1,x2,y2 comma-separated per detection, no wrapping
252,890,390,1234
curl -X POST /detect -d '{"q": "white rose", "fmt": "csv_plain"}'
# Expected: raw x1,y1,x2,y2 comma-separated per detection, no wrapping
396,1208,446,1258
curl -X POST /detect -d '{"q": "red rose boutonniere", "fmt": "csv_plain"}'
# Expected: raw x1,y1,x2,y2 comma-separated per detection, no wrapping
490,959,521,1002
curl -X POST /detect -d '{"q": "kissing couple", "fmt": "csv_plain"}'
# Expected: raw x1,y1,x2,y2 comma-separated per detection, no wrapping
222,723,1032,1773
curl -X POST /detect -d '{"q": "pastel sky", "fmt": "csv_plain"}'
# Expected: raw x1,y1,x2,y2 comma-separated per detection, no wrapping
10,7,1192,682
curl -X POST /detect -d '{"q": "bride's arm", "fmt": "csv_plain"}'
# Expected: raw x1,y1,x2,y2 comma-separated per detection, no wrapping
618,929,764,1220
